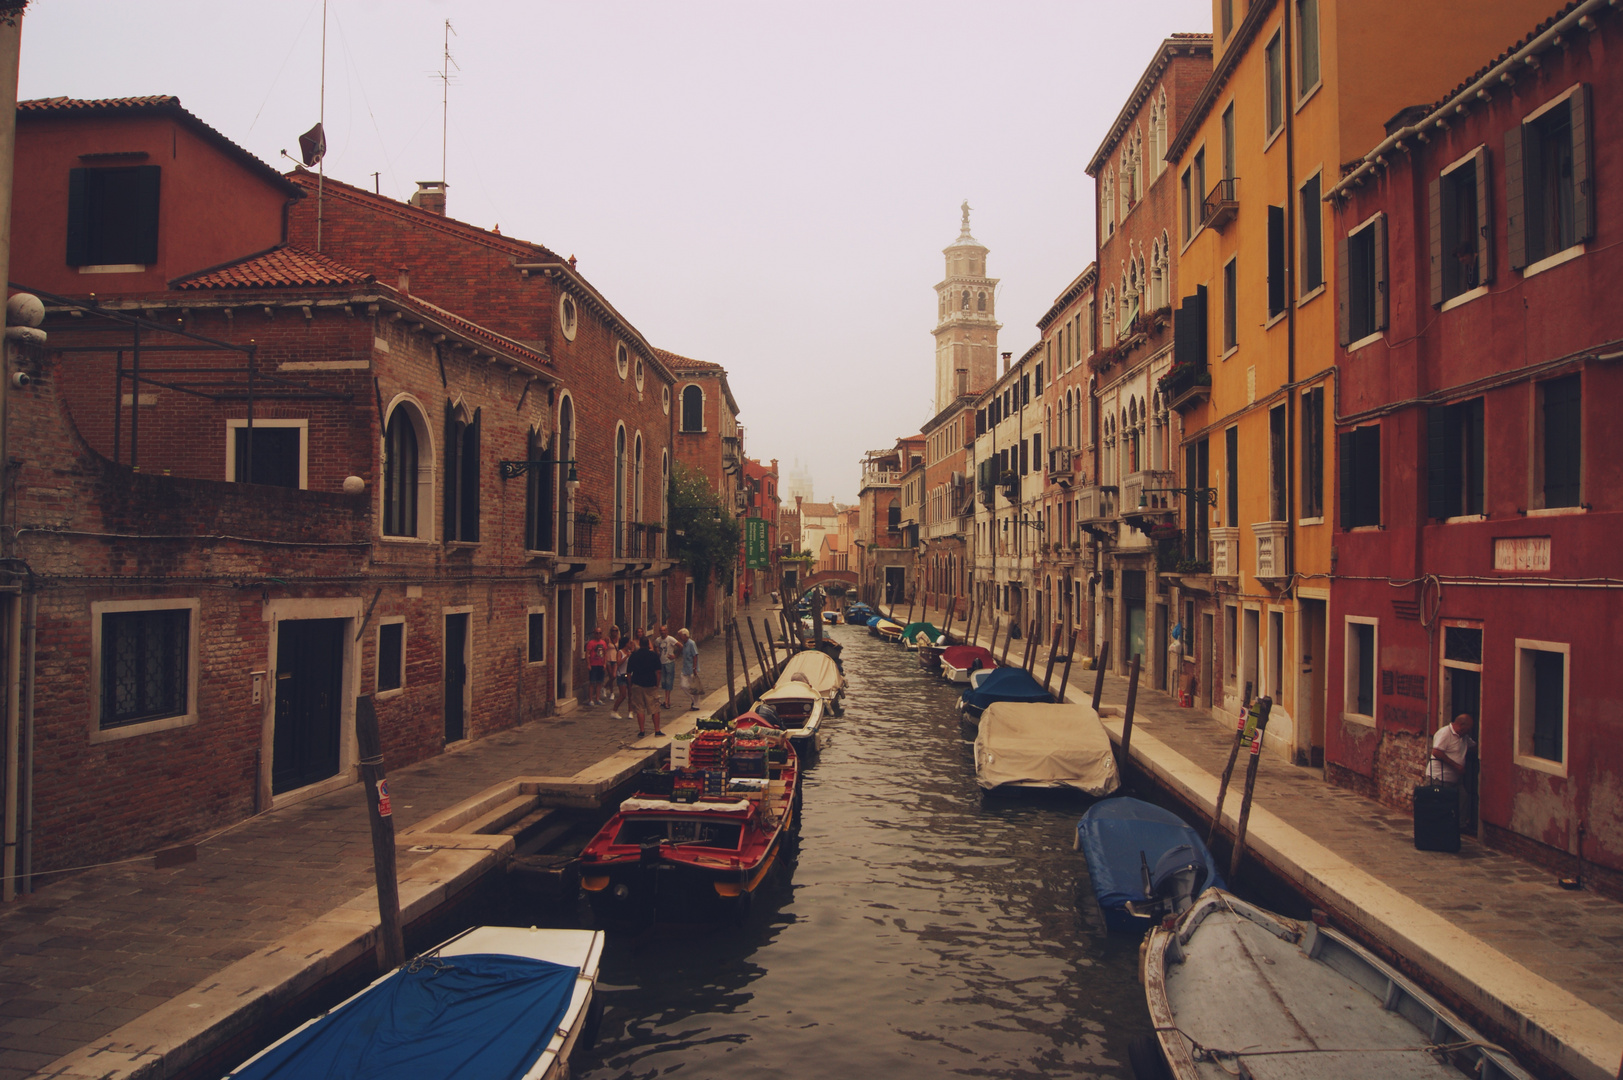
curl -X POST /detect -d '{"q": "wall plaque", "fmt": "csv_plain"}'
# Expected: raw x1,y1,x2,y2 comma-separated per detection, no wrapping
1494,536,1550,572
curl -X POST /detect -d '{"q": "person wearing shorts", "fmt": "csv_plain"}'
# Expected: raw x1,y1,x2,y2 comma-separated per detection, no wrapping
678,627,703,711
585,627,608,705
656,624,679,708
626,634,663,737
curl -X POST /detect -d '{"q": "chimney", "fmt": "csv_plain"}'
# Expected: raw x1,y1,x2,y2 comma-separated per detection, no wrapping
568,255,578,271
1002,351,1012,374
397,266,410,294
409,180,447,216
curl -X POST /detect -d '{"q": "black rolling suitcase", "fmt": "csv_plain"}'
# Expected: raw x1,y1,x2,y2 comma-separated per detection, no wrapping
1413,779,1461,853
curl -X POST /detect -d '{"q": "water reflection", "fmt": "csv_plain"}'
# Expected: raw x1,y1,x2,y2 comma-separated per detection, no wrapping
575,625,1149,1079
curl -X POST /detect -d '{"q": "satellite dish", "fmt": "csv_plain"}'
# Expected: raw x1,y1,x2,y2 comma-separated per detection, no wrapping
298,122,326,167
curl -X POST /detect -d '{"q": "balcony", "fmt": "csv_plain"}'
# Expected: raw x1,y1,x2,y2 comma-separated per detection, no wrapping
1077,484,1118,540
1048,446,1074,487
1120,470,1177,530
862,467,902,488
1209,527,1240,579
1252,521,1289,583
1158,362,1211,413
1202,176,1239,232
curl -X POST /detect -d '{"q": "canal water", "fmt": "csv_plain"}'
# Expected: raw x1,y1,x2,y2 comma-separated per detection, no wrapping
570,624,1153,1079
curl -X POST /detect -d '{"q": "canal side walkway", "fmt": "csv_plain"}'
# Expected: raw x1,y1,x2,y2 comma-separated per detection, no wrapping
893,600,1623,1080
0,607,780,1080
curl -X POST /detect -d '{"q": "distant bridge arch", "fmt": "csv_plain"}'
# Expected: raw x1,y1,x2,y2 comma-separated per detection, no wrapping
801,569,858,591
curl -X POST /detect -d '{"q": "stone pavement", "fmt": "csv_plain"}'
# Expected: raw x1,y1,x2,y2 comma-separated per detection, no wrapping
0,605,772,1080
896,599,1623,1079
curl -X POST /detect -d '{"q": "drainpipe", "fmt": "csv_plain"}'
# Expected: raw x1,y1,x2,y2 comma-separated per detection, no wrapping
0,11,21,903
1284,0,1298,589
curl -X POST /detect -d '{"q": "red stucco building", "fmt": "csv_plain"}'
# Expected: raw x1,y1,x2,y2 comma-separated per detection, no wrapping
1324,7,1623,894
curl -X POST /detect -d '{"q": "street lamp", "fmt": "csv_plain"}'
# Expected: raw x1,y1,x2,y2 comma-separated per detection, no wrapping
1139,485,1218,508
499,457,579,482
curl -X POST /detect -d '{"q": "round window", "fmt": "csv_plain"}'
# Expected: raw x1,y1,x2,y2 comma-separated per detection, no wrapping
634,355,645,390
661,385,671,415
559,294,577,341
616,342,629,380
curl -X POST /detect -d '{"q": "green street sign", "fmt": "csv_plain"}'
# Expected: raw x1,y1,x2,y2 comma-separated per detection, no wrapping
745,517,769,569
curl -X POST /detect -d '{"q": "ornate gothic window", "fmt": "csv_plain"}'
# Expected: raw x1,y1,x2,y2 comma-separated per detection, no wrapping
977,291,986,312
961,289,970,310
1102,168,1115,236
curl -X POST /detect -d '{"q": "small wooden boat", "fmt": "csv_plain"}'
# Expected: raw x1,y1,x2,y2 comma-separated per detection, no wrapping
844,602,874,624
227,925,605,1080
1074,797,1224,935
875,619,904,643
940,644,996,683
1140,889,1533,1080
820,610,839,624
973,701,1120,795
759,648,846,755
898,621,942,650
578,736,798,923
959,666,1053,723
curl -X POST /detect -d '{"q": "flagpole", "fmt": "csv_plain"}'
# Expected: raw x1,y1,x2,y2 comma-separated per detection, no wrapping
317,0,327,252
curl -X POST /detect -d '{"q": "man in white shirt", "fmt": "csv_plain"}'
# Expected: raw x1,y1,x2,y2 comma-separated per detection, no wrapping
1428,713,1476,783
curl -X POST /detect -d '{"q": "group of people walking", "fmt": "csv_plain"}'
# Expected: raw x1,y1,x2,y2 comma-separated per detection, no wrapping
584,624,705,737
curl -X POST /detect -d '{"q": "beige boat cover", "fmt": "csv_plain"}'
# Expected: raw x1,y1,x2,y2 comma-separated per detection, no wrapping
973,701,1121,794
764,649,844,699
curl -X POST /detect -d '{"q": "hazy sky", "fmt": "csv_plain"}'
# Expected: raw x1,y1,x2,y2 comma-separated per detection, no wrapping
18,1,1213,503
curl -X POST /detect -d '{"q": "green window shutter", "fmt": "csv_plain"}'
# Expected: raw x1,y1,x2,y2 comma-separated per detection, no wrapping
444,402,461,540
1373,214,1389,331
1464,398,1484,516
66,168,89,266
132,165,161,265
1505,123,1526,270
1338,430,1357,530
1335,235,1350,345
1474,148,1494,284
1570,83,1593,242
463,407,481,542
1542,375,1581,507
1428,177,1444,307
1357,425,1381,527
1426,405,1459,520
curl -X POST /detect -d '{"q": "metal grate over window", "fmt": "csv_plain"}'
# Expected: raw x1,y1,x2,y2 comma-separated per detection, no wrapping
101,608,189,728
1444,626,1483,665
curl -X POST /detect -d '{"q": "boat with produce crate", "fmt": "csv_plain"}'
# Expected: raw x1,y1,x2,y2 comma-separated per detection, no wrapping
577,720,798,924
757,648,846,756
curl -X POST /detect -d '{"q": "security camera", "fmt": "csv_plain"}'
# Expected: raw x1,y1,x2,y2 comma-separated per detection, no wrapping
11,371,30,389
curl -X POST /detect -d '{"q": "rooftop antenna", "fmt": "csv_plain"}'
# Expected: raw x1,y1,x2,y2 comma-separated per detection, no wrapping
438,19,458,189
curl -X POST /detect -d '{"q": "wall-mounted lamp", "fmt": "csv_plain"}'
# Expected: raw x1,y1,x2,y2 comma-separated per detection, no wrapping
499,457,578,482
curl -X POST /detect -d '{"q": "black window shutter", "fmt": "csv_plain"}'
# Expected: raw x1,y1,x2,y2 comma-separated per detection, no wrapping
1373,214,1389,331
1428,176,1444,307
132,165,161,265
1357,425,1381,527
1464,398,1484,515
462,407,481,542
66,168,89,266
1570,83,1593,242
1426,405,1460,520
1267,205,1286,316
1474,149,1494,284
1193,284,1208,362
1542,375,1581,507
1031,433,1041,470
1505,123,1526,270
444,402,460,540
1338,430,1357,530
525,430,540,551
1336,236,1351,345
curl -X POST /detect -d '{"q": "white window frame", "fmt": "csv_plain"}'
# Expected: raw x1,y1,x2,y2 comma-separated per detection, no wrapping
679,383,707,433
376,616,407,698
1513,638,1569,777
1343,615,1379,726
379,393,436,544
89,598,201,743
225,418,309,489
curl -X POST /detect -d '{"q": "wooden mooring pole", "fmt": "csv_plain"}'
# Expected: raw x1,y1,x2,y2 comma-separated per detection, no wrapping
1229,697,1275,882
1090,640,1111,714
355,695,404,969
1057,630,1077,704
1118,655,1142,769
724,621,737,709
1208,682,1255,847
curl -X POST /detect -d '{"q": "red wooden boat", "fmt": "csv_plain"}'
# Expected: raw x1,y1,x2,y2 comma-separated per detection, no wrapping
577,734,798,922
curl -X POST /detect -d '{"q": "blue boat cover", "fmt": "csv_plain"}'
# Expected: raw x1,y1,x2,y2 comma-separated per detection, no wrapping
1075,797,1225,916
866,615,884,627
232,953,580,1080
960,666,1053,710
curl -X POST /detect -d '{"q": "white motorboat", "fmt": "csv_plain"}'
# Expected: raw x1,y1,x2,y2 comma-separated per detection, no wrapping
759,648,845,754
972,700,1120,795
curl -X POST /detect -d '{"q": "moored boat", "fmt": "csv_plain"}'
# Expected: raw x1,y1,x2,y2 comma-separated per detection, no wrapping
227,925,605,1080
758,648,846,755
844,602,874,624
939,644,996,683
959,665,1053,723
875,619,904,643
972,701,1120,796
1139,888,1533,1080
578,733,798,923
1073,797,1223,935
898,621,942,650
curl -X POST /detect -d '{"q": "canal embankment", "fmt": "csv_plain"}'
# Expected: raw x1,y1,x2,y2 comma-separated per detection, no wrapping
892,599,1623,1080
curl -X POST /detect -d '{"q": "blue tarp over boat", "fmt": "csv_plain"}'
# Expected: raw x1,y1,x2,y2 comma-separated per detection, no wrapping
866,615,884,627
232,953,580,1080
1075,797,1225,934
959,667,1053,712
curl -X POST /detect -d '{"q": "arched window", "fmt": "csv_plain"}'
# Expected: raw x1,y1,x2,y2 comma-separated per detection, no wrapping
383,403,423,537
524,423,555,552
443,401,480,542
633,433,644,533
557,395,574,555
681,385,704,432
977,291,986,312
1154,89,1169,177
614,425,627,557
1102,168,1115,235
961,289,970,310
661,448,670,558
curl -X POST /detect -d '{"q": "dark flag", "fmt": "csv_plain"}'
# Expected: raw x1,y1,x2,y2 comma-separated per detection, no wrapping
298,122,326,167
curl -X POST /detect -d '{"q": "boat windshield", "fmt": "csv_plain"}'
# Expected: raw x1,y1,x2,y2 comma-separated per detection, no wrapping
614,818,744,849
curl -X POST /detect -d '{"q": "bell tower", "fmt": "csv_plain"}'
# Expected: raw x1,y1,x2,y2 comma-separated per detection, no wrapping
932,201,1000,414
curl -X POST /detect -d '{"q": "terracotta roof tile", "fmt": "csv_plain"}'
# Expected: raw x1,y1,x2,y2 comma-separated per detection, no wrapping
652,347,723,372
174,245,373,290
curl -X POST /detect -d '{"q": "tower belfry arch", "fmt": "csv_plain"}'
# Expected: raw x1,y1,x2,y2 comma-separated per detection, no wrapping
932,202,1001,412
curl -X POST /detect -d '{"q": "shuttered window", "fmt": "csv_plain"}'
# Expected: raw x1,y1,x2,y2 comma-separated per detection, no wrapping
1222,258,1238,351
1267,205,1287,317
1299,174,1324,294
524,428,556,552
1301,387,1324,519
66,165,161,267
1430,148,1492,305
1173,285,1208,373
1338,424,1380,529
1269,405,1287,522
1224,426,1239,526
1508,85,1593,271
1425,398,1484,520
1340,214,1386,344
444,404,481,542
1540,374,1581,508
